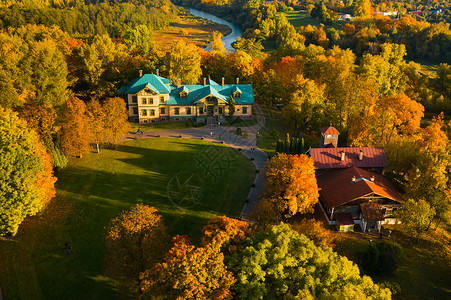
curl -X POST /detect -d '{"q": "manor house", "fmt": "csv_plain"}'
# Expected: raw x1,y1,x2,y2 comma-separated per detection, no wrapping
118,71,254,123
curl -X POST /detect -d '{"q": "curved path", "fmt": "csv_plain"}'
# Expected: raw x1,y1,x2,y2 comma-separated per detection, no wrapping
124,105,267,220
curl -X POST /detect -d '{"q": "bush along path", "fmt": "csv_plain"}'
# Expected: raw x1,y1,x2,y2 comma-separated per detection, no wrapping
123,104,267,221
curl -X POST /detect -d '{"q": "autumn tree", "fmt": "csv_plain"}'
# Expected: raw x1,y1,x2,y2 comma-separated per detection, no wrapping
166,40,202,84
103,97,129,147
290,217,336,248
141,235,235,300
210,31,227,56
354,0,374,18
125,24,155,56
282,74,325,136
106,204,168,295
16,101,67,169
227,223,391,299
86,99,106,153
396,199,436,244
257,153,319,224
201,216,251,255
61,97,92,158
0,108,56,235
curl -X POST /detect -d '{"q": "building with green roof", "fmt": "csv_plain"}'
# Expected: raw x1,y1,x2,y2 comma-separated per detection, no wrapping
118,71,254,124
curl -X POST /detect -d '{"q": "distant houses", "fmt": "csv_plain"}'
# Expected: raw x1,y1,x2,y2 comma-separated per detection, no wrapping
118,71,254,124
308,125,403,233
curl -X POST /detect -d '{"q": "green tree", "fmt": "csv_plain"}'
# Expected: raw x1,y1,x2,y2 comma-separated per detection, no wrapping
125,24,155,55
0,108,56,235
396,199,436,244
229,96,235,119
227,223,391,299
166,40,202,84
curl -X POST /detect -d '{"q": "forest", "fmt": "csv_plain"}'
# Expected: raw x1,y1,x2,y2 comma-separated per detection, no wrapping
0,0,450,299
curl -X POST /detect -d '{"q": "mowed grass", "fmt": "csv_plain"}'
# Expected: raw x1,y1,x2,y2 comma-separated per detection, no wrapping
0,138,255,299
277,11,322,29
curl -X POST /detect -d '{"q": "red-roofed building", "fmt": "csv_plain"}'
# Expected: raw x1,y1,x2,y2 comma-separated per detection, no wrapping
319,125,340,148
310,126,402,232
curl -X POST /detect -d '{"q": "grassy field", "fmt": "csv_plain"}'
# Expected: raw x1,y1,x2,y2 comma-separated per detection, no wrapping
0,138,254,299
154,8,232,52
277,11,323,29
332,225,451,299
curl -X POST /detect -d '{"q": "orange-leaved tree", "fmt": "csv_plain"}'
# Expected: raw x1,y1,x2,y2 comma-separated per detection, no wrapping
86,99,106,153
61,97,92,158
103,97,129,147
140,235,235,300
261,153,319,220
106,204,168,296
201,216,251,255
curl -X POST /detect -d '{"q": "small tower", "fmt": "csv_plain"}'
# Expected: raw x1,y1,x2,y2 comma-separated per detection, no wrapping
319,124,340,148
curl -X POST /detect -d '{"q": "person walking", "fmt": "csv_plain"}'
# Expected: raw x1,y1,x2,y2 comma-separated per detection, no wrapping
388,230,392,237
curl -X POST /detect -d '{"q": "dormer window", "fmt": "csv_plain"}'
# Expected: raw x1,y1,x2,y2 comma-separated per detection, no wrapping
179,87,189,99
233,87,242,99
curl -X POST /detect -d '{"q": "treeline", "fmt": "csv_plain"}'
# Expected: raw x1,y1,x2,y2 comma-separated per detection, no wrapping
0,0,176,37
105,205,392,298
275,134,307,155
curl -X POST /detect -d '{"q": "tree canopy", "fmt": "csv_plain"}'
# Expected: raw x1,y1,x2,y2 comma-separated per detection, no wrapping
0,108,56,235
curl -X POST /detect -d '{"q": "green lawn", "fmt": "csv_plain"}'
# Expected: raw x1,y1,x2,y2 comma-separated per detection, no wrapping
129,121,205,131
0,138,255,299
277,11,322,29
333,226,451,299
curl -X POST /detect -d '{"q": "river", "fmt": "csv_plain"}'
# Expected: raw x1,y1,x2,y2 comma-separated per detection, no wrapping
188,8,243,52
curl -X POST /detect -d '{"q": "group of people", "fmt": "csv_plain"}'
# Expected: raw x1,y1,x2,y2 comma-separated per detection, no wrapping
134,128,144,134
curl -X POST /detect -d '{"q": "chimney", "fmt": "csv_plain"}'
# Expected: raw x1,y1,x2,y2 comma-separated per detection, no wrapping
156,69,159,76
341,151,346,161
204,78,207,86
222,77,225,86
177,78,181,89
351,175,356,183
236,77,239,84
139,70,143,77
359,150,364,161
370,176,375,182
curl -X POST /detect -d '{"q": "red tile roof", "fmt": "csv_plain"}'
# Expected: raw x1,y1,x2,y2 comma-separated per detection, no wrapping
335,213,355,225
317,166,403,208
320,126,340,135
310,147,388,169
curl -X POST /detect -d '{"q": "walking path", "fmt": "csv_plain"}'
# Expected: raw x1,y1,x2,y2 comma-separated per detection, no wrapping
124,105,267,221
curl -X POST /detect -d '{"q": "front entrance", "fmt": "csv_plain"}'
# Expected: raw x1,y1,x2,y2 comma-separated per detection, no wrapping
207,106,214,116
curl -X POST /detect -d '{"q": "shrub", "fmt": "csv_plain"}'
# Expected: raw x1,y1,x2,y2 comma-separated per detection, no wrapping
270,129,279,137
179,135,183,138
236,127,242,135
201,136,204,140
381,281,401,295
156,134,160,137
362,241,402,276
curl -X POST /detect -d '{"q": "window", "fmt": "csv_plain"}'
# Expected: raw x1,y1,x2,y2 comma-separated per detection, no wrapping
133,107,138,115
174,107,180,115
132,96,137,103
160,96,165,103
160,107,166,114
242,107,247,114
149,98,153,104
141,109,147,116
180,92,187,99
142,98,147,104
186,107,191,115
218,107,223,114
150,109,155,116
199,107,204,114
234,91,241,98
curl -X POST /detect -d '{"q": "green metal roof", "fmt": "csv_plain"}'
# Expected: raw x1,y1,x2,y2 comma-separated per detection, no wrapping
119,74,254,105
